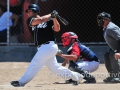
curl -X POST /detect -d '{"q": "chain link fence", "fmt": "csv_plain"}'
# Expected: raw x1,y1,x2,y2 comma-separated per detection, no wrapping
0,0,120,45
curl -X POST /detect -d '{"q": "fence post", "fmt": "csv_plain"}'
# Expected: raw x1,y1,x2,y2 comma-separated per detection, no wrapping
7,0,10,45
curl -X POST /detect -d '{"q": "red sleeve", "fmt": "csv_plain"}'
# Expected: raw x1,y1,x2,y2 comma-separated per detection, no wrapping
70,42,81,58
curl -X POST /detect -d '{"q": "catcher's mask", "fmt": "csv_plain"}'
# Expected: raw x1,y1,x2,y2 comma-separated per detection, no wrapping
97,12,111,27
61,32,78,47
25,4,40,14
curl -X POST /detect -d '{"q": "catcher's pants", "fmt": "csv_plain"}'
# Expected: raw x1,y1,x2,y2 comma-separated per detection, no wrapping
76,60,99,72
18,41,83,86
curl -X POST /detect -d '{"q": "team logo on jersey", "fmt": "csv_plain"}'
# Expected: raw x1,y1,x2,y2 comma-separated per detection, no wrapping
32,26,36,31
37,22,47,28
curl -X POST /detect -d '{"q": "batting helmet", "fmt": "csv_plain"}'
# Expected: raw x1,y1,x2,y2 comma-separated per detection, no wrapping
61,32,78,46
97,12,111,27
25,4,40,13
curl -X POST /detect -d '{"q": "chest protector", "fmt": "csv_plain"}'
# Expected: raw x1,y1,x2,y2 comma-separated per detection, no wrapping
67,43,99,61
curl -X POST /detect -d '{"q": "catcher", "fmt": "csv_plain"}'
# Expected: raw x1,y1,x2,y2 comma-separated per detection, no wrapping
57,32,100,83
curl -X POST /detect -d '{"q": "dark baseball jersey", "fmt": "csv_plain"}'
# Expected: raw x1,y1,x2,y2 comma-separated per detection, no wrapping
27,17,55,46
67,42,99,62
103,22,120,51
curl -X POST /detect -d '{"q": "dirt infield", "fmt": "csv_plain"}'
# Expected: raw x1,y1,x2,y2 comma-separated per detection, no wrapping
0,62,120,90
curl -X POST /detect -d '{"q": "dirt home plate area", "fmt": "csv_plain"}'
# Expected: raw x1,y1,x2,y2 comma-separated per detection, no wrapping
0,62,120,90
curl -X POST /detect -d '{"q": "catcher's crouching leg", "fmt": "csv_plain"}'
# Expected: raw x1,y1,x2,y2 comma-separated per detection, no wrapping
68,62,96,83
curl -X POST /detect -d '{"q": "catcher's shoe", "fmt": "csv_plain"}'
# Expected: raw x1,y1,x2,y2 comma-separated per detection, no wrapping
65,79,74,84
10,81,24,87
110,78,120,83
65,79,79,85
83,78,96,83
72,81,79,86
103,77,113,83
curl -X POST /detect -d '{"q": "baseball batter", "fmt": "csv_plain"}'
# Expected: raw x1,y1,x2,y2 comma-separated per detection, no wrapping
10,4,83,87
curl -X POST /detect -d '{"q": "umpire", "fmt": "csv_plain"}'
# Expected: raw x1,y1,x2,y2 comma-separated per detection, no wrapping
97,12,120,83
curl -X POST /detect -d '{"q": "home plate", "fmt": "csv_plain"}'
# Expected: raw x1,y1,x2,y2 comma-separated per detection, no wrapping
0,85,10,87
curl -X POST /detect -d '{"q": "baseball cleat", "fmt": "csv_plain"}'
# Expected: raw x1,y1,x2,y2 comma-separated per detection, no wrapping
83,78,96,83
72,81,79,86
65,79,74,84
10,81,24,87
110,78,120,83
103,77,113,83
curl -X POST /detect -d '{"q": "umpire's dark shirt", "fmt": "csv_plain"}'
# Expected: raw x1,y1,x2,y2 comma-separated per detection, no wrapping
103,22,120,51
27,17,55,46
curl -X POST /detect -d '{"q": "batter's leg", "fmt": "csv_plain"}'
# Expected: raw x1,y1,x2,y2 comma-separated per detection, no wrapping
18,44,58,86
18,51,48,86
46,56,84,83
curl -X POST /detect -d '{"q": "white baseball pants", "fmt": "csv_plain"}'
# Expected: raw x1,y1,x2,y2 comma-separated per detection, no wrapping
18,41,83,86
76,60,99,72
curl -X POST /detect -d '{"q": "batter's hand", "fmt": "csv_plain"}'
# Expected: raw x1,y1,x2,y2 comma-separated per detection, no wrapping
51,10,58,18
114,53,120,60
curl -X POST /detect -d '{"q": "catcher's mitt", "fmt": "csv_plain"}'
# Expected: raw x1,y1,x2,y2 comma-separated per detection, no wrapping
56,49,63,55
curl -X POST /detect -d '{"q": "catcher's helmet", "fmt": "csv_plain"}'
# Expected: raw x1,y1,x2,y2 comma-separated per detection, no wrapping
97,12,111,27
25,4,40,13
61,32,78,46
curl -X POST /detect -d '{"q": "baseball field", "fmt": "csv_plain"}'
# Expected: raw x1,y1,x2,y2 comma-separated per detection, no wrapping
0,62,120,90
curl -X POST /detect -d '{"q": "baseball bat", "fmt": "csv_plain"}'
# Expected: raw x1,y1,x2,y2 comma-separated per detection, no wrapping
56,15,69,26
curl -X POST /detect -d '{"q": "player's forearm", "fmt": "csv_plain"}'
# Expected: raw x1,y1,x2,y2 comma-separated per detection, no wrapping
31,14,51,25
59,54,77,60
53,18,60,32
11,14,19,27
13,18,19,27
40,14,51,22
64,59,68,63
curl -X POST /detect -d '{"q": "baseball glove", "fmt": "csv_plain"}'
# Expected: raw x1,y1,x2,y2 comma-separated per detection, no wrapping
56,49,63,55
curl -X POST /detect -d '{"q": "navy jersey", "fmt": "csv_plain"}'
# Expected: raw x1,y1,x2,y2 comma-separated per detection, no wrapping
78,43,99,61
27,17,55,46
67,42,99,62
